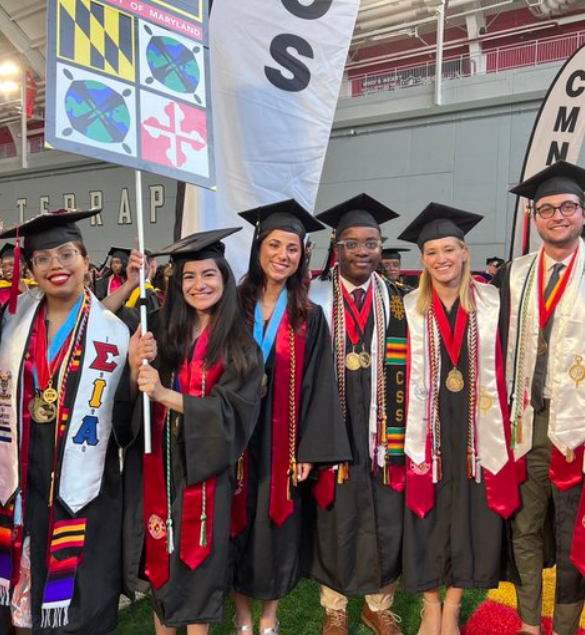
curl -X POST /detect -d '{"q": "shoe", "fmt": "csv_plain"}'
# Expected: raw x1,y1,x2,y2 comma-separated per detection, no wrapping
322,608,348,635
233,617,253,633
417,597,442,635
361,603,403,635
259,621,280,634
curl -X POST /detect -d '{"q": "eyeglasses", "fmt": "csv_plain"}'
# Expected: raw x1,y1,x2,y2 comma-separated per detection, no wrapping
336,240,382,253
534,201,582,219
32,249,81,270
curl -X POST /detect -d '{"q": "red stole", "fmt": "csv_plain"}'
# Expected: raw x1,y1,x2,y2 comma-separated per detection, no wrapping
143,328,223,590
107,275,123,295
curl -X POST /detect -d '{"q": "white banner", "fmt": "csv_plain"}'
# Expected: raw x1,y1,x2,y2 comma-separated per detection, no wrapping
511,43,585,258
183,0,360,278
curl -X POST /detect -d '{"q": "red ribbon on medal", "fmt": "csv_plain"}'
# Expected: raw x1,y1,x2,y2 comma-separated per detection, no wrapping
33,305,72,392
431,289,468,370
537,248,578,330
341,284,373,345
269,314,306,527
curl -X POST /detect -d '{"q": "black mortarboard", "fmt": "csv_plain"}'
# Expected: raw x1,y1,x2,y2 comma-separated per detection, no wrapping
239,199,324,236
486,256,504,266
153,228,241,263
382,247,410,260
0,243,16,260
316,193,399,235
0,208,101,259
509,161,585,204
107,246,132,262
397,202,483,248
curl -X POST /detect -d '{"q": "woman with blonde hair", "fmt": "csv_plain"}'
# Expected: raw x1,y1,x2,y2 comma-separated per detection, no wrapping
397,204,520,635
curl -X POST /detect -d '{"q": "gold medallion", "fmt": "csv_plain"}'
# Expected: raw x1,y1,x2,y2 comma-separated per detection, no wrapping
358,351,371,369
43,386,58,404
446,368,465,392
345,351,361,371
569,355,585,388
537,329,548,356
28,393,57,424
479,387,493,415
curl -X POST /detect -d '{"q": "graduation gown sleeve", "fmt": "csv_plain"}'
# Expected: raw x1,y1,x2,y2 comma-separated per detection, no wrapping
182,346,263,485
296,304,352,465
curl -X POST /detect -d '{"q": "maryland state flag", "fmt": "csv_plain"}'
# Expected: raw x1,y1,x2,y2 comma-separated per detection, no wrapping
57,0,135,82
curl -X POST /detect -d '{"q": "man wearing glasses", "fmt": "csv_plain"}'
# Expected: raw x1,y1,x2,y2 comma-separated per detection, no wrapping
501,161,585,635
306,194,406,635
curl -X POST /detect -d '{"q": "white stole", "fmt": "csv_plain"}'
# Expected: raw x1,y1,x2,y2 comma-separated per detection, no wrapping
0,291,129,512
404,283,509,476
507,241,585,464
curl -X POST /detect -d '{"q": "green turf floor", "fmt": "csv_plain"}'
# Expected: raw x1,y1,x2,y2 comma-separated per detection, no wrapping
113,580,487,634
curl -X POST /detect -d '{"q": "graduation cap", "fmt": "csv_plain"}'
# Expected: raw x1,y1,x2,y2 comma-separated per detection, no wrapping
153,227,241,263
316,193,399,235
486,256,504,267
107,246,132,262
239,199,324,237
509,161,585,204
397,202,483,249
382,247,410,260
0,243,16,260
0,208,101,259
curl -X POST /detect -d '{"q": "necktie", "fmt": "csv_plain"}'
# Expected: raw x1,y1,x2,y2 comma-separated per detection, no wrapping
531,262,565,412
352,288,365,311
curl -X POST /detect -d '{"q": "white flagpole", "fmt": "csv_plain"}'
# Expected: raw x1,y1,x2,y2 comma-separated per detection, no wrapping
135,169,152,454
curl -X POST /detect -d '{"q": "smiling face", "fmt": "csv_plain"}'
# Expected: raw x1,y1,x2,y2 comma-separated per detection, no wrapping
31,241,89,301
421,237,467,288
336,226,382,286
1,257,14,282
258,229,302,285
533,193,585,249
181,258,224,316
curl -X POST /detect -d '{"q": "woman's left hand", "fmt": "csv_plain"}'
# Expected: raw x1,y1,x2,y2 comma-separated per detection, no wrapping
137,364,166,403
296,462,313,482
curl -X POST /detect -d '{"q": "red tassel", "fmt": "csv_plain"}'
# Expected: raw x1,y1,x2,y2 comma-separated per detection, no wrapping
8,238,21,315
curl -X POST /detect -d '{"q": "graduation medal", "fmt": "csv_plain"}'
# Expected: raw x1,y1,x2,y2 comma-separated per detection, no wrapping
446,368,465,392
537,329,547,356
28,392,57,424
358,350,372,369
346,350,361,371
569,355,585,388
43,383,58,404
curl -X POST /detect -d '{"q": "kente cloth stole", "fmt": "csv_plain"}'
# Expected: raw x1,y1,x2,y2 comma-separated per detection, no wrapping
404,283,519,519
144,327,224,590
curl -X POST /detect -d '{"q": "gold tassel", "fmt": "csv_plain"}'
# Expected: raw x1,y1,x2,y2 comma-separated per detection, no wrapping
199,514,207,547
516,419,523,445
337,464,344,485
383,455,390,485
236,455,245,481
567,448,575,463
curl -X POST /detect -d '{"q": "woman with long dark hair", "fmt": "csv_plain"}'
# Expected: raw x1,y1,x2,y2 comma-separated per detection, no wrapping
397,204,520,635
0,209,140,634
232,201,351,634
123,228,263,635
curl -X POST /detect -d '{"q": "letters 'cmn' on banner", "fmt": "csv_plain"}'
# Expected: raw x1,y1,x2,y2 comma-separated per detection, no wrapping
45,0,214,189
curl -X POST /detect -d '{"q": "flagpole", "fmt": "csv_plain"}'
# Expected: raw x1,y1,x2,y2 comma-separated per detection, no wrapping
135,169,152,454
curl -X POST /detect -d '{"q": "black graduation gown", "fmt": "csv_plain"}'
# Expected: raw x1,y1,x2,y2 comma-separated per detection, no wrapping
232,304,351,600
22,324,132,634
302,306,404,595
402,300,507,593
121,343,263,626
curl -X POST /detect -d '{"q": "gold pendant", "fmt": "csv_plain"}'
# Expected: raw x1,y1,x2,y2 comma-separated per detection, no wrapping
537,329,548,356
479,387,493,415
446,368,465,392
43,386,58,404
345,351,361,371
358,351,371,369
569,355,585,388
28,393,57,424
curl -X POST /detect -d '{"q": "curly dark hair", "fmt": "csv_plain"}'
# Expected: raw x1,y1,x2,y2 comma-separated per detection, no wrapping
238,230,310,332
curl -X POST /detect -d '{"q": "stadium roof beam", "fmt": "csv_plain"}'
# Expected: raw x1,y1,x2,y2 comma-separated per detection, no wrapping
0,5,45,79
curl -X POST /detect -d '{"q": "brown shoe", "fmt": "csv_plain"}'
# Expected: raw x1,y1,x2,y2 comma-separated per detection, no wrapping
361,603,403,635
322,608,348,635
